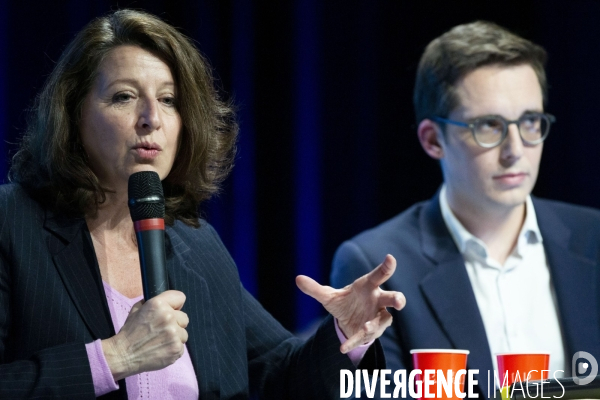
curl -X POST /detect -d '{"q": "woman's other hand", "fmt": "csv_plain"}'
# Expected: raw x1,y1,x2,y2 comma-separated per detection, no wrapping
296,254,405,354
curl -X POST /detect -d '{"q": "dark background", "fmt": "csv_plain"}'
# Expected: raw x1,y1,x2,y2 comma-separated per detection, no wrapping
1,0,599,333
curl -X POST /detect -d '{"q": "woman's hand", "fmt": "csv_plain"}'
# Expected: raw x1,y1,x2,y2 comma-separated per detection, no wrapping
101,290,189,381
296,254,405,354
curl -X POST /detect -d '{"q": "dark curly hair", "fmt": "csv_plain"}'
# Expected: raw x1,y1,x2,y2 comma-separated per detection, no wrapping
414,21,548,124
9,9,237,227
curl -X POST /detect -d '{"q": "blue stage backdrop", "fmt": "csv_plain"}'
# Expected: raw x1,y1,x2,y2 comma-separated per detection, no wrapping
0,0,5,182
2,0,600,333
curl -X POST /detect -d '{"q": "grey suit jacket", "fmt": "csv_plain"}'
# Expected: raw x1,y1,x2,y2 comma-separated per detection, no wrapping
0,184,383,399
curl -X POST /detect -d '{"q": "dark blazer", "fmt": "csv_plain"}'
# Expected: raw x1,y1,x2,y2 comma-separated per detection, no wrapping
0,184,383,399
331,191,600,399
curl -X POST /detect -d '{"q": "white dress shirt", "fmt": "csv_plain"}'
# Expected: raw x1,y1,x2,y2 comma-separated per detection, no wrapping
439,186,566,379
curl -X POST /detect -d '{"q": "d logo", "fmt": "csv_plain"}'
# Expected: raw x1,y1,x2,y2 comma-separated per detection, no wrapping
572,351,598,385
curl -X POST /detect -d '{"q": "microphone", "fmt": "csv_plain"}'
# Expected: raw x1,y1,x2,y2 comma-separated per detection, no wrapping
128,171,169,300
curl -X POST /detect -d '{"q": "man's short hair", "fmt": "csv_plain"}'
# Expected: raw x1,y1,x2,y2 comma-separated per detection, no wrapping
413,21,548,124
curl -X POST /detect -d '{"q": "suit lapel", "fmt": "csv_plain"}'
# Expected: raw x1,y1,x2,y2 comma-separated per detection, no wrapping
165,226,221,399
419,194,495,396
46,211,223,396
417,195,600,395
44,210,115,340
534,199,600,358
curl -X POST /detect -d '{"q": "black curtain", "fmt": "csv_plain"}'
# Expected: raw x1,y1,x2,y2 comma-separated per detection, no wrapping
2,0,599,332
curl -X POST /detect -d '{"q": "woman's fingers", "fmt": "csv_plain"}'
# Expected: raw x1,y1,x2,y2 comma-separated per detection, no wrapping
378,290,406,311
340,309,393,354
295,275,334,304
145,290,186,311
103,290,190,380
176,310,189,329
365,255,396,288
179,325,189,344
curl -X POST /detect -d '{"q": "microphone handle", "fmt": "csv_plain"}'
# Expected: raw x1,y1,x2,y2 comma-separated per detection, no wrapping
136,228,169,300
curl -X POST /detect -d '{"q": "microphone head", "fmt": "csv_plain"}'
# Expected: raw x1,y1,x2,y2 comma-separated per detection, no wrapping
128,171,165,221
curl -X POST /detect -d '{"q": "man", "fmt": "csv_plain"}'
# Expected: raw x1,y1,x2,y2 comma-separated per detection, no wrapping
331,21,600,398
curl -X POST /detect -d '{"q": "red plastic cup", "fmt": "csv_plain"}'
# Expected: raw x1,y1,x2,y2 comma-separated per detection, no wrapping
411,349,470,399
496,353,550,388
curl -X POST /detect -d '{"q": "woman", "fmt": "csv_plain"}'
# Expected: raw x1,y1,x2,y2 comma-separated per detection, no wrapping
0,9,404,399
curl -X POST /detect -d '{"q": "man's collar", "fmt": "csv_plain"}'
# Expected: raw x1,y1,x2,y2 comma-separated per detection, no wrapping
439,185,479,255
439,185,542,261
521,195,543,246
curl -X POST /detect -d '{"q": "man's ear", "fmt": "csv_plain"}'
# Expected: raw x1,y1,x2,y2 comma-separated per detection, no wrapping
417,119,445,160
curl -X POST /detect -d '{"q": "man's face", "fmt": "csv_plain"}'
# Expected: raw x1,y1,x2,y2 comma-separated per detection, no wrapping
439,64,544,214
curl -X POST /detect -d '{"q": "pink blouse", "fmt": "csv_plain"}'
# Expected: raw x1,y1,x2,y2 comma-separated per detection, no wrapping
85,283,370,398
85,282,199,398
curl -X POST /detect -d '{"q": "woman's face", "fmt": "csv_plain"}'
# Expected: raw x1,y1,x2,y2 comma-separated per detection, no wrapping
80,45,181,191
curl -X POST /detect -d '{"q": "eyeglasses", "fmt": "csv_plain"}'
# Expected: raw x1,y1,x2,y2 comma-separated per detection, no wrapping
431,112,556,148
